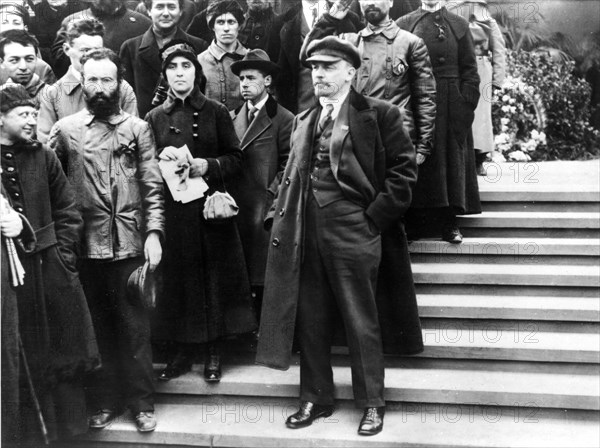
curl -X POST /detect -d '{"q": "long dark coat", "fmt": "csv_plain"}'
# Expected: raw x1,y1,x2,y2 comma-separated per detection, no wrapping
145,88,257,344
120,27,208,118
0,142,100,441
1,205,35,447
229,96,293,286
398,8,482,215
255,89,424,370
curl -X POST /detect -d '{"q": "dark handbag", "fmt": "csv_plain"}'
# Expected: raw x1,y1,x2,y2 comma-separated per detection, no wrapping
203,159,239,221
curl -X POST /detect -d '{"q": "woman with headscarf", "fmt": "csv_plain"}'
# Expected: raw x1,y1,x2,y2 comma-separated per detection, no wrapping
145,40,256,382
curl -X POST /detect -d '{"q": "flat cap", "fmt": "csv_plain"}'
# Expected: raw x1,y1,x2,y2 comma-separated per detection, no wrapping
306,36,361,69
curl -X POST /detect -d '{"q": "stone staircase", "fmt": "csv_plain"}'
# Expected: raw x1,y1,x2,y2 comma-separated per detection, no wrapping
72,162,600,447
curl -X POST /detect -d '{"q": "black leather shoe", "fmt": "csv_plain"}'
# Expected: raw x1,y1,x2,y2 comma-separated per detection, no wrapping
158,361,192,381
442,226,463,244
285,401,334,429
89,409,117,429
204,352,221,382
358,407,385,436
135,411,157,432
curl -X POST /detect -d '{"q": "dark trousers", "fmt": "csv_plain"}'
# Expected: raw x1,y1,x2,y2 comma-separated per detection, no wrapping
298,195,385,409
80,257,154,414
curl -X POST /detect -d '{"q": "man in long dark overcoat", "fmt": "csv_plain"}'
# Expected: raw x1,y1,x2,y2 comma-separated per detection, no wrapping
1,84,100,445
255,36,423,436
398,0,481,243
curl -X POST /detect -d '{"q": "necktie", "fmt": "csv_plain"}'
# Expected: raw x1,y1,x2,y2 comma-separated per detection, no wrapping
319,104,334,132
247,105,258,124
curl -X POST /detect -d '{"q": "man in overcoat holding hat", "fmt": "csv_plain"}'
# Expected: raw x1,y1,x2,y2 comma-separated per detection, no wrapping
229,48,293,319
255,36,423,436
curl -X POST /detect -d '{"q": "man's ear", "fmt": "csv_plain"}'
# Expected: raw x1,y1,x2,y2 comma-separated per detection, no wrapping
63,42,70,55
264,74,272,88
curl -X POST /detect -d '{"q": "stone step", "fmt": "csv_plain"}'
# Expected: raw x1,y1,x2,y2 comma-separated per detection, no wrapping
415,283,600,299
412,263,600,288
218,320,599,364
481,201,600,213
458,211,600,229
70,398,600,448
415,318,599,363
148,357,600,411
408,238,600,265
417,294,600,322
479,190,600,204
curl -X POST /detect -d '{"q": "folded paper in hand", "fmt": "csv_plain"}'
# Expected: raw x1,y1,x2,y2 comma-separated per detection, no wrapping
158,145,209,203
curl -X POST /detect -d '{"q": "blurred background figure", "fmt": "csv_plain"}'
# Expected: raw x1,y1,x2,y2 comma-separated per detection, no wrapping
51,0,151,78
448,0,506,175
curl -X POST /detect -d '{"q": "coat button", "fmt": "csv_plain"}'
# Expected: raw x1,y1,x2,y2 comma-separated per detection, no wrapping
439,57,446,64
272,238,280,247
13,192,20,198
193,123,198,128
6,167,14,172
10,177,16,183
255,35,260,40
285,177,290,185
16,206,23,213
4,153,13,159
279,208,285,216
193,112,199,117
193,133,198,138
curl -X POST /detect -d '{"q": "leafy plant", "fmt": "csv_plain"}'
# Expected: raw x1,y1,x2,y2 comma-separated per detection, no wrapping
492,51,599,161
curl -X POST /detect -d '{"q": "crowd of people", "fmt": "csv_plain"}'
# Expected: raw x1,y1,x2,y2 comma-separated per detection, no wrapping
0,0,507,444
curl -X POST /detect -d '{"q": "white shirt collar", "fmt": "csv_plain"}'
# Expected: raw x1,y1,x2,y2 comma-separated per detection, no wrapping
318,88,349,121
302,0,329,31
249,93,269,111
422,2,445,12
68,65,82,81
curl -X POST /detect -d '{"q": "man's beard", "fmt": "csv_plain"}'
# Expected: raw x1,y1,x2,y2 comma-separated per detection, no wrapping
364,8,386,25
85,88,121,119
91,0,123,18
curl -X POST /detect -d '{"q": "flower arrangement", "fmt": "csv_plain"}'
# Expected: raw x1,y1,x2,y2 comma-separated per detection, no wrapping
492,73,547,161
492,51,599,161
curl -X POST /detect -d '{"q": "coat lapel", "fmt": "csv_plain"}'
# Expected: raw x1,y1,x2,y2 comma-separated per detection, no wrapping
241,107,272,150
292,107,319,173
330,96,350,179
138,29,162,76
232,103,250,140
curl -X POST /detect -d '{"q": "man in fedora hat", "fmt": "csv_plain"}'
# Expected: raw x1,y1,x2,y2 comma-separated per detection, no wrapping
256,36,422,436
229,48,293,321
